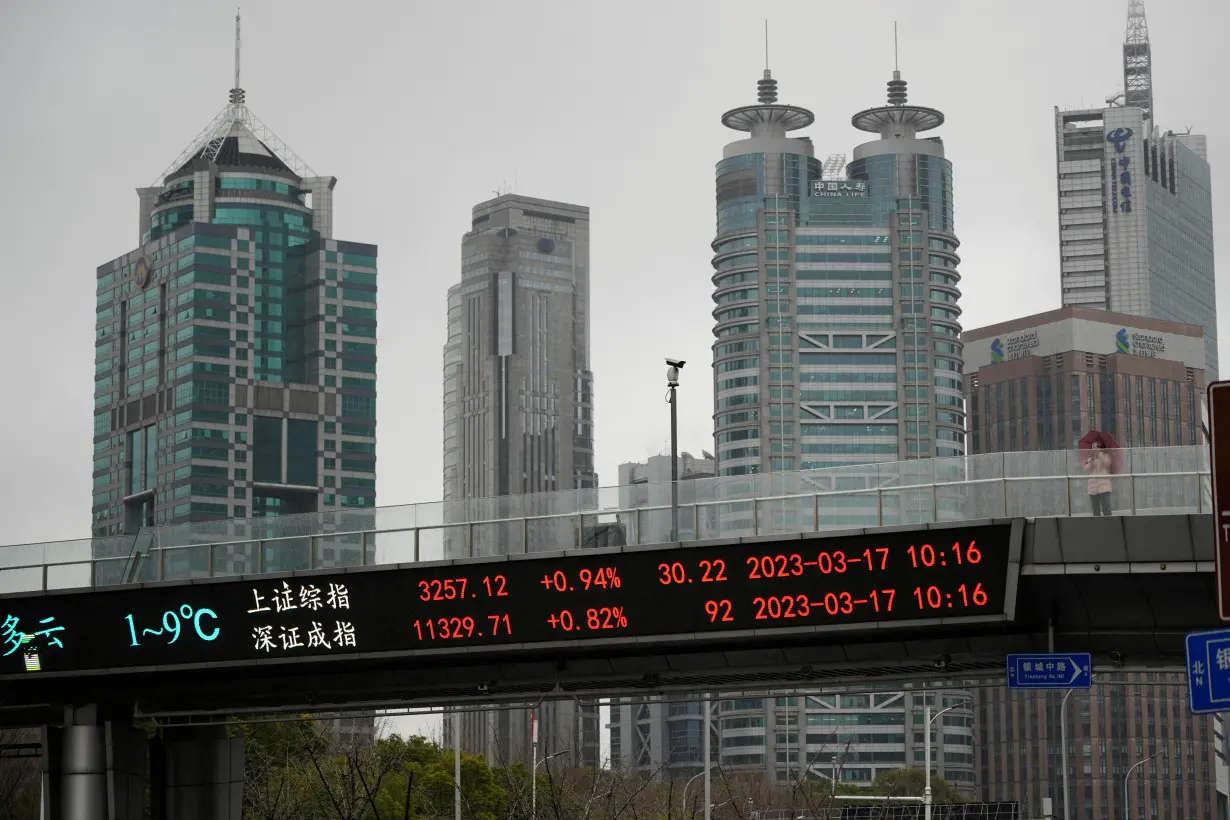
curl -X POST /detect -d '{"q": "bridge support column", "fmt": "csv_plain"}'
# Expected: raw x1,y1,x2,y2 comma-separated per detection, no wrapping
151,726,243,820
40,704,147,820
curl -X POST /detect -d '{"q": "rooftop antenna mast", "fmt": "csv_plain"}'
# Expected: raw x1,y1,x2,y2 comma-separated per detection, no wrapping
764,20,769,70
1123,0,1153,125
894,21,899,71
151,6,315,184
230,8,244,105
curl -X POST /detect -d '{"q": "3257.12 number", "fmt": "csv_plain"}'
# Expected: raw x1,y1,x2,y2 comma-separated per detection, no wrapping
418,575,508,601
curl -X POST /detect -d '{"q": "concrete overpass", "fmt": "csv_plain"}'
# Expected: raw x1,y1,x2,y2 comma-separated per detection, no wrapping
0,445,1213,716
0,513,1216,725
0,445,1216,819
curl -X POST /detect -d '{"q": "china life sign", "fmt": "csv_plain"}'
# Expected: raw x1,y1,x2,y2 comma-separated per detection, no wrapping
1107,127,1134,214
812,180,868,198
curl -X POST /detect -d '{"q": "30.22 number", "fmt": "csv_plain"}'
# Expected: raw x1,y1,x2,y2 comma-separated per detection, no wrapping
658,559,727,585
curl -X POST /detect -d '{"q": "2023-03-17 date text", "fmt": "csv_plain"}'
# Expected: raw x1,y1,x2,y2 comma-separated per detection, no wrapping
654,539,983,587
701,582,991,624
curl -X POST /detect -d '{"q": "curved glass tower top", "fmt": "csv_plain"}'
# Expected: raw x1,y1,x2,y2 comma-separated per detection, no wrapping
710,67,966,498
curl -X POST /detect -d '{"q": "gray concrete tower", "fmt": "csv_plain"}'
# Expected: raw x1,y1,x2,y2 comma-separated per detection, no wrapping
440,194,599,769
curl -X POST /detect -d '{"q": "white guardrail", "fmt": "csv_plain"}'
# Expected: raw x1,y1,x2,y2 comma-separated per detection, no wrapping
0,446,1210,594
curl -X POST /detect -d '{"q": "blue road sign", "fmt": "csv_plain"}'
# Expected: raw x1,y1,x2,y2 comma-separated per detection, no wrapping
1006,653,1092,689
1186,628,1230,714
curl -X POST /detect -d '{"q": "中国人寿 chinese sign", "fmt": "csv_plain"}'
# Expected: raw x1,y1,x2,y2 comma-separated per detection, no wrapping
811,180,868,198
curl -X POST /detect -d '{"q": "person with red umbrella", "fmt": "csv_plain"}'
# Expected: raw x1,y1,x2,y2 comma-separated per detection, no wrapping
1079,430,1121,516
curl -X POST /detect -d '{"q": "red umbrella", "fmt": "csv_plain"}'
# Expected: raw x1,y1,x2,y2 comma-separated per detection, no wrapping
1078,429,1124,474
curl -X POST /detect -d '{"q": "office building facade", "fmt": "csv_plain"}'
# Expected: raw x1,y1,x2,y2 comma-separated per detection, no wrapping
712,67,965,478
691,65,975,789
976,675,1228,820
616,451,715,543
91,64,377,543
442,194,596,509
441,194,598,769
608,451,716,777
609,690,976,792
1055,1,1217,377
963,307,1205,454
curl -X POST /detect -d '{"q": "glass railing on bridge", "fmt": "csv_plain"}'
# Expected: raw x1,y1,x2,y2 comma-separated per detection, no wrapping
0,445,1210,594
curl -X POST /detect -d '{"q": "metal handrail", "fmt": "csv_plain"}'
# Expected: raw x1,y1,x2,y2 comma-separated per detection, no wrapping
4,473,1212,571
0,449,1211,593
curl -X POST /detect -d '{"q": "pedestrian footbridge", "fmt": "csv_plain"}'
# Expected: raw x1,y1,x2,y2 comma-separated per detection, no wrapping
0,446,1213,722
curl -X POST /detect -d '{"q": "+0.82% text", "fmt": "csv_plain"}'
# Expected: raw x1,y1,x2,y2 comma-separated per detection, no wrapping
538,566,630,635
411,573,514,642
654,539,991,626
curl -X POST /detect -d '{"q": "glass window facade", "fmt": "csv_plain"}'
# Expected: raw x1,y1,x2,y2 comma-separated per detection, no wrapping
92,158,378,537
713,141,963,477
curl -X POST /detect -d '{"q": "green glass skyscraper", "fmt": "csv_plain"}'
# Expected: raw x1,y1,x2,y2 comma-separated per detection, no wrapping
90,51,377,544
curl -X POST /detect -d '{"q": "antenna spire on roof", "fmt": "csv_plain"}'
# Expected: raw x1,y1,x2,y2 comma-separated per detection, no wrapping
887,24,907,105
151,8,316,184
229,8,245,106
757,21,780,104
1123,0,1153,123
894,21,899,72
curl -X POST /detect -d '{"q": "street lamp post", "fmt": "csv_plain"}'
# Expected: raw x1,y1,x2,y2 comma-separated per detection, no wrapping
682,762,718,819
666,359,684,541
1059,688,1074,820
1123,751,1161,820
702,696,711,820
532,748,570,820
924,696,972,820
453,711,461,820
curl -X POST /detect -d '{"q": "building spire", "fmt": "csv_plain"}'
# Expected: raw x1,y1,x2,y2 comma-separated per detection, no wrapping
151,8,316,184
850,26,944,139
1123,0,1153,124
229,8,245,106
757,20,779,103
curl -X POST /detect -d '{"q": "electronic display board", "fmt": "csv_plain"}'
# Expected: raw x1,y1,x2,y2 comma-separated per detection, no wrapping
0,523,1016,679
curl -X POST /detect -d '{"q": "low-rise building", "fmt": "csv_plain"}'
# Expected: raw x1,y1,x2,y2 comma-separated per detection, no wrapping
963,307,1205,454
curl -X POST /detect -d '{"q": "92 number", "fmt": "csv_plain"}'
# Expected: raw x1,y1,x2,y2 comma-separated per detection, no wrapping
703,599,734,623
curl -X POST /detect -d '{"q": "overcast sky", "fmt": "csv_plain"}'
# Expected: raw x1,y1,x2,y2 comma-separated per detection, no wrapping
0,0,1226,741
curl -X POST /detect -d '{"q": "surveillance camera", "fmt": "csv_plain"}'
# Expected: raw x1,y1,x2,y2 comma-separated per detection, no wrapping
665,358,686,369
934,654,952,671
